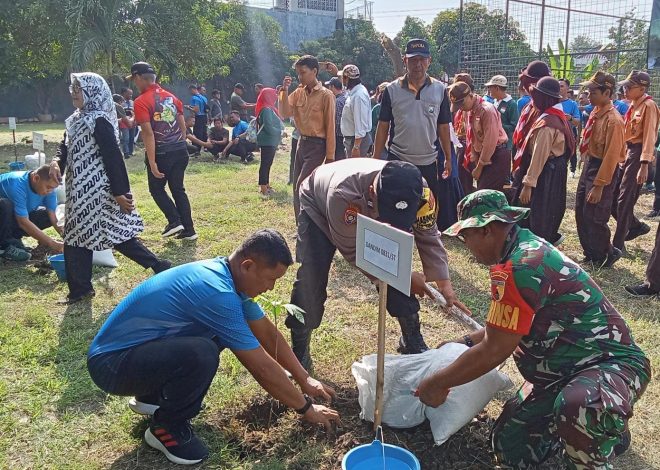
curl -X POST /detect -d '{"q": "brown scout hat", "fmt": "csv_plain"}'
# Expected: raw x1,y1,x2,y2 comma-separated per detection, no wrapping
580,71,616,91
448,81,472,113
618,70,651,88
453,73,475,91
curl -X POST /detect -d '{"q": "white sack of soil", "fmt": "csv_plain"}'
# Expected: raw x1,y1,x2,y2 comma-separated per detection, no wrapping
352,344,512,444
54,204,118,268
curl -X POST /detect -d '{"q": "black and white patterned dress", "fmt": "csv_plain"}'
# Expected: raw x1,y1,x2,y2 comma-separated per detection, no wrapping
63,73,143,251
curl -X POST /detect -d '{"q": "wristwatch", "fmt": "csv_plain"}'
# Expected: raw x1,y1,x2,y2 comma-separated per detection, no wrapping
295,394,313,415
463,335,474,347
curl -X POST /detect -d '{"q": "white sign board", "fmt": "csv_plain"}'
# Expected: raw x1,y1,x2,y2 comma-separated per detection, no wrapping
356,214,414,296
32,132,44,152
8,117,16,130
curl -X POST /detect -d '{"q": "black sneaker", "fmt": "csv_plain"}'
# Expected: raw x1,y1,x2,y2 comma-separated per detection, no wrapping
145,421,209,465
152,259,172,274
57,289,95,305
625,283,659,297
646,210,660,219
162,223,184,238
176,229,198,241
246,153,255,163
625,222,650,241
601,247,622,268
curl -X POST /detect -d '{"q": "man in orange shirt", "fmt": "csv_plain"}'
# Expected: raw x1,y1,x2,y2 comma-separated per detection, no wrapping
611,71,660,251
278,55,336,222
575,72,625,268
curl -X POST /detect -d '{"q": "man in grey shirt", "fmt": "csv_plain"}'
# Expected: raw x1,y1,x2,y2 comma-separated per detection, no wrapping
373,38,453,210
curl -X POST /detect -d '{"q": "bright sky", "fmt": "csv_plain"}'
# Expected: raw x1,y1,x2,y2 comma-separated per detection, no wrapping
367,0,461,37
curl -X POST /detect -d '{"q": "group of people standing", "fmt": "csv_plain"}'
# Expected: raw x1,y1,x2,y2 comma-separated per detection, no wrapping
2,40,657,469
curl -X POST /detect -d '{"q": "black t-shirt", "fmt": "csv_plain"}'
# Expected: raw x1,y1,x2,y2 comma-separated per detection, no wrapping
209,127,229,142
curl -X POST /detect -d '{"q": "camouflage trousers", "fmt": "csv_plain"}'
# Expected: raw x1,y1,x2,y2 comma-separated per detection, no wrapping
492,362,650,469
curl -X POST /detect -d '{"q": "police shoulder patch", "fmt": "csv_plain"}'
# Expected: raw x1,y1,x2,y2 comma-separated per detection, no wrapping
344,205,359,225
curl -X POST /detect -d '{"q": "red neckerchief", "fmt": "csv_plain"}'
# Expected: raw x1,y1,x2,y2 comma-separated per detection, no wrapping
513,101,534,148
512,104,567,171
463,95,484,170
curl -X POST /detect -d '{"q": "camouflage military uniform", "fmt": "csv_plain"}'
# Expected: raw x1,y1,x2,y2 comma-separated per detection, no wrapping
445,190,651,470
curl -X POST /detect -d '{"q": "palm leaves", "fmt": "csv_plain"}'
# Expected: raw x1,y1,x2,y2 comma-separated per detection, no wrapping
546,38,602,83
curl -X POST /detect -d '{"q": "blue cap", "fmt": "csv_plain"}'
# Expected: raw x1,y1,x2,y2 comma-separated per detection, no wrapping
405,39,431,58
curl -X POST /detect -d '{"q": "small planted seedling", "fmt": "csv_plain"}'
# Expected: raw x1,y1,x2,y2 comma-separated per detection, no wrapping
254,295,306,429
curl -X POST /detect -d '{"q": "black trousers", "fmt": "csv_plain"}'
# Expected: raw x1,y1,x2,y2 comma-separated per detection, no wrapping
88,337,221,425
258,145,277,186
286,211,420,352
334,134,346,160
387,152,440,207
147,149,194,231
230,138,257,160
289,137,298,184
193,115,208,148
575,157,616,261
0,198,52,246
611,143,644,250
64,238,159,298
653,154,660,212
209,142,228,157
477,145,511,192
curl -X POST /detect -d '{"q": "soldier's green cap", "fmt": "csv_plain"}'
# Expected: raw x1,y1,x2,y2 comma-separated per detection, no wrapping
444,190,529,237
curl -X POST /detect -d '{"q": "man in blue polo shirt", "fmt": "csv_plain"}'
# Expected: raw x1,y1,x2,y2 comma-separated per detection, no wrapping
0,165,62,261
221,111,256,163
87,229,340,466
185,84,208,149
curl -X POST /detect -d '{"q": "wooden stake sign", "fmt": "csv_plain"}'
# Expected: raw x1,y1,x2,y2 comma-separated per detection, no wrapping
355,214,414,430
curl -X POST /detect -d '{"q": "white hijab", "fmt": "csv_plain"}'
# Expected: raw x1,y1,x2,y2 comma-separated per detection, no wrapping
65,72,120,144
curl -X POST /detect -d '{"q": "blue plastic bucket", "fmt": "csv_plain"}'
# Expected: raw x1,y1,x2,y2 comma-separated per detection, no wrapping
9,161,25,171
342,439,420,470
48,254,66,281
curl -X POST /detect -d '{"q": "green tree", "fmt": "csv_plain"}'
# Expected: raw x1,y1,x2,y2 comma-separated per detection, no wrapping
606,10,648,75
429,3,534,78
570,35,602,53
298,19,393,90
0,0,70,114
219,6,290,97
394,16,442,78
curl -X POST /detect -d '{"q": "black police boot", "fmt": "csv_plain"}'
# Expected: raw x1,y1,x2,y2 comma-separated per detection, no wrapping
290,328,313,371
396,314,429,354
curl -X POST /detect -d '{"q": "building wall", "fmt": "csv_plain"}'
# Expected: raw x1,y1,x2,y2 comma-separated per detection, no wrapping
249,7,337,51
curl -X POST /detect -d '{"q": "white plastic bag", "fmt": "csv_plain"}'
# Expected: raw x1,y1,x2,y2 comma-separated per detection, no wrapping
351,344,512,445
54,204,118,268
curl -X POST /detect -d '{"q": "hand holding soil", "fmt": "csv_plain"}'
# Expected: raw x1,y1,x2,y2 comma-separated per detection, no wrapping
303,404,342,432
301,376,336,402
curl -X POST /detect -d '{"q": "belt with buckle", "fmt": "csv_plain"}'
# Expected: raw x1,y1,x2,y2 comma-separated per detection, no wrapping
300,135,326,144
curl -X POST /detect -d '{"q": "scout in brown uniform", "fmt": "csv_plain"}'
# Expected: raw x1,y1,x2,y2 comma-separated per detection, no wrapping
511,61,551,195
278,55,336,222
575,72,626,267
511,77,575,246
452,73,476,195
447,81,510,191
285,158,469,369
611,71,660,251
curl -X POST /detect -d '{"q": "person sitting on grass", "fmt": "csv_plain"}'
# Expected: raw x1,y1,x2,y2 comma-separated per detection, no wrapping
417,189,650,470
222,110,256,163
184,116,229,160
0,165,62,261
87,229,341,466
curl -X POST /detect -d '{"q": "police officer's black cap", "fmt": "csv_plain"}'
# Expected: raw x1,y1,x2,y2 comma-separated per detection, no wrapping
405,39,431,58
520,61,551,80
125,62,155,80
377,161,424,231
